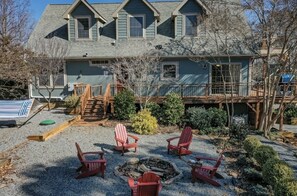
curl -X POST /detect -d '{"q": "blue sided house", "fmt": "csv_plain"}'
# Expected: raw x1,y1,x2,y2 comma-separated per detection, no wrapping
28,0,255,120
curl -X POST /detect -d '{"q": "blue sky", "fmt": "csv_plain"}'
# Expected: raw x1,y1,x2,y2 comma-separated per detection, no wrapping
30,0,120,22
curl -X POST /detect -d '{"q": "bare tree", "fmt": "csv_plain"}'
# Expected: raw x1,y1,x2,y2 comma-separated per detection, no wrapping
110,41,161,109
0,0,33,99
243,0,297,137
28,37,68,110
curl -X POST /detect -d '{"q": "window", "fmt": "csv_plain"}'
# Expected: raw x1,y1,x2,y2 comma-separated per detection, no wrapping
211,64,241,94
129,15,144,38
53,68,65,86
161,63,179,80
37,68,65,87
90,60,109,66
185,15,198,36
76,17,90,39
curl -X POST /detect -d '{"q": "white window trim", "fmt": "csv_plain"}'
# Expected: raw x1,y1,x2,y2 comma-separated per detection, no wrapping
75,15,92,40
183,13,199,37
161,62,179,80
128,14,146,39
37,66,66,88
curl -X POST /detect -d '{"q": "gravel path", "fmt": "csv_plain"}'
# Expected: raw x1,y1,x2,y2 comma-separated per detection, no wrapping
0,108,75,153
1,124,235,196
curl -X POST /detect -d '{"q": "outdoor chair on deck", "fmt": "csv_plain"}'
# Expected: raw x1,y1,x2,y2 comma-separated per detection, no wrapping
114,124,139,156
167,127,193,158
128,172,162,196
191,152,224,187
75,142,106,179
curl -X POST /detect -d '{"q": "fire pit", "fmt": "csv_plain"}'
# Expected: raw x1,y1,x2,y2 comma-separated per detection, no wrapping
114,157,183,185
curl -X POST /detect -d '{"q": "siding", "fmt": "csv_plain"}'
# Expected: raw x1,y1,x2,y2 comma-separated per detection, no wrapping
175,16,183,37
118,0,156,39
69,16,75,41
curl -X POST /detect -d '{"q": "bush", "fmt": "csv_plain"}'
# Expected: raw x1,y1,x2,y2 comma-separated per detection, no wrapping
161,93,184,125
131,109,158,135
207,107,227,127
243,167,263,182
284,104,297,120
229,123,249,140
274,179,297,196
247,184,270,196
263,158,294,187
243,136,262,156
64,94,80,108
253,145,279,166
114,90,136,120
186,107,210,130
145,102,162,121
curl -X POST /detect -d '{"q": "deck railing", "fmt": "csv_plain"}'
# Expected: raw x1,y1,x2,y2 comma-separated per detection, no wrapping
103,83,111,117
80,84,91,116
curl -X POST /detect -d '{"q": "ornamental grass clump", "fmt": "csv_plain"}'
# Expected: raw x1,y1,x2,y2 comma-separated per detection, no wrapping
64,94,80,108
253,145,279,166
243,136,262,156
114,89,136,120
274,179,297,196
263,158,294,187
131,109,158,135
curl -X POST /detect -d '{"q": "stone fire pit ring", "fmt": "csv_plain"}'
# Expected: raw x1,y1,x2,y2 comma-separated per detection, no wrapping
114,156,183,185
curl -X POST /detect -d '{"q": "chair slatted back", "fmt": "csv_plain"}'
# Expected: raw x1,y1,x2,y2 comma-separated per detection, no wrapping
211,153,224,178
178,127,192,148
115,124,128,147
75,142,85,162
137,172,161,196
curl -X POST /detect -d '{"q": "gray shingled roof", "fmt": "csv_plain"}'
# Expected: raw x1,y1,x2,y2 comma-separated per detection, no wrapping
28,0,253,58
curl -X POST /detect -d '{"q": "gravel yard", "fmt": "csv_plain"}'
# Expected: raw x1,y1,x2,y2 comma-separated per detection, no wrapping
0,110,236,196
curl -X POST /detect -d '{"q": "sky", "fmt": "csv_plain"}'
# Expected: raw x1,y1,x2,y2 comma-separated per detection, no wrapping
29,0,120,22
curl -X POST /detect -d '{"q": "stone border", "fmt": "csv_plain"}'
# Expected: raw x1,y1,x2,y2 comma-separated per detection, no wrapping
114,156,183,186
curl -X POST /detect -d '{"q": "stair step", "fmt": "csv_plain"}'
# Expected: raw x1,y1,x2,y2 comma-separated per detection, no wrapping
84,109,103,113
85,105,104,109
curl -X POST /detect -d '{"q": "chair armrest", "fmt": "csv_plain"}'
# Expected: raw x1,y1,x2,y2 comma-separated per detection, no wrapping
196,156,217,161
166,136,180,142
127,134,139,141
115,138,126,144
128,178,136,188
178,141,191,147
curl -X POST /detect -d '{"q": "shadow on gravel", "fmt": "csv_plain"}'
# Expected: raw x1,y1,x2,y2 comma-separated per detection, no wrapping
20,157,130,196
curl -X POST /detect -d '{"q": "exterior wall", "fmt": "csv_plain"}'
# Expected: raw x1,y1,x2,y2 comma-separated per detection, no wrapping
69,2,100,41
117,0,156,40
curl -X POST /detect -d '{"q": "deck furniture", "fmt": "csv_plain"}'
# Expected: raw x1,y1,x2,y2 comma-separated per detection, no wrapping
75,142,106,179
191,152,224,186
167,127,193,158
114,124,139,156
128,172,162,196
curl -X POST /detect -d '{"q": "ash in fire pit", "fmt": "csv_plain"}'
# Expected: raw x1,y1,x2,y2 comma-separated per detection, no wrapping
115,157,182,185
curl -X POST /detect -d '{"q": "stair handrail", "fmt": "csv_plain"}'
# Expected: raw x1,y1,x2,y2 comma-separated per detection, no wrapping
80,84,92,116
103,83,111,117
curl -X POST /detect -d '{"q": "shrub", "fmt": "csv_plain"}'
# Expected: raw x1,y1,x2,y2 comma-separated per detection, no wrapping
243,167,263,182
253,145,279,166
284,104,297,120
186,107,210,131
243,136,262,156
207,107,227,127
64,94,80,108
274,179,297,196
161,93,184,125
131,109,158,135
114,90,136,120
229,123,249,140
247,184,270,196
263,158,294,187
145,102,162,121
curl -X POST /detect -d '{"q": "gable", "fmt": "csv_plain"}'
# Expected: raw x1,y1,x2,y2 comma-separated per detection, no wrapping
172,0,211,17
112,0,160,22
63,0,106,23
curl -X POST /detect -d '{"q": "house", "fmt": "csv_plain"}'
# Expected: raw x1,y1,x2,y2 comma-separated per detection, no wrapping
28,0,255,120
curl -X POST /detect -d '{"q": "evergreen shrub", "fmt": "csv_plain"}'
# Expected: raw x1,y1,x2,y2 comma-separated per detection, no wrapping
114,90,136,120
131,109,158,135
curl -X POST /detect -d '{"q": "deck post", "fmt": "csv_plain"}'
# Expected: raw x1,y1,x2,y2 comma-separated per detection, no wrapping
255,102,260,129
279,105,284,132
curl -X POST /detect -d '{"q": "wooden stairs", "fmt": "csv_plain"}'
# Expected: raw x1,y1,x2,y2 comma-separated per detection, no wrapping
82,97,105,121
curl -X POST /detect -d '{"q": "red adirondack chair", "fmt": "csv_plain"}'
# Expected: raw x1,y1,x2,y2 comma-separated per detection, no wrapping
75,142,106,179
191,152,225,186
128,172,162,196
114,124,139,156
167,127,193,158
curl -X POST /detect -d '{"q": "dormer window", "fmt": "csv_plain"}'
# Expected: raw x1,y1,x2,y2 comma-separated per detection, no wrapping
129,15,145,38
76,16,91,39
185,14,198,36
